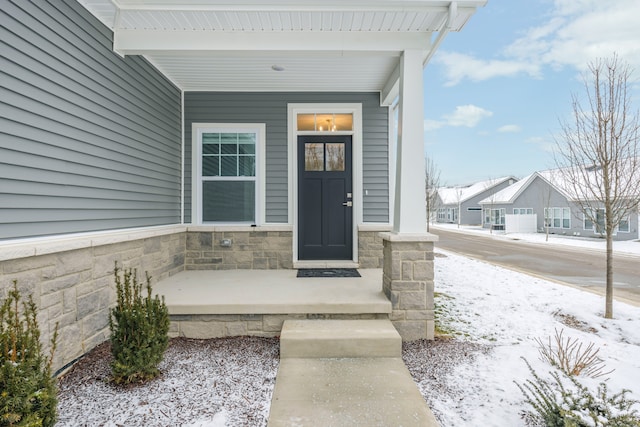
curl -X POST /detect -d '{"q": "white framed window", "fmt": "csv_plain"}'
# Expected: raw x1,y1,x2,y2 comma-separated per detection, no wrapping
484,208,505,226
192,124,265,225
513,208,533,215
544,207,570,229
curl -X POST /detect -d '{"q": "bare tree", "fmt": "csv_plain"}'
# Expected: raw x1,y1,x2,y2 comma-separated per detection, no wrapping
425,156,441,232
555,54,640,319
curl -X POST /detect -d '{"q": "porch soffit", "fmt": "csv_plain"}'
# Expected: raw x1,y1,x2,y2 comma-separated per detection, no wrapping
78,0,487,94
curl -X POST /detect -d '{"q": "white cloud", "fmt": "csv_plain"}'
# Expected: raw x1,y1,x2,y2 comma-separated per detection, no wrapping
436,52,541,87
497,125,521,133
437,0,640,85
425,104,493,130
526,136,556,153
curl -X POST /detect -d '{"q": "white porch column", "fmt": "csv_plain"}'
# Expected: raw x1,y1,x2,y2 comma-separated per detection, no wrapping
382,49,437,341
393,49,426,234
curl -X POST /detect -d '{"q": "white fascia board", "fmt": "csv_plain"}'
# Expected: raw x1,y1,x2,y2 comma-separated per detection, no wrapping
114,30,430,55
117,1,449,12
116,1,487,13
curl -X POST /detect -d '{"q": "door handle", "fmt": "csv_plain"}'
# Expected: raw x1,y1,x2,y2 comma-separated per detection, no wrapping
342,201,353,207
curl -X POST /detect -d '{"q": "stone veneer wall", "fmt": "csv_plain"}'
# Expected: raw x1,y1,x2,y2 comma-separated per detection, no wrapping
185,230,293,270
357,230,385,268
380,233,436,341
0,226,393,371
0,231,185,372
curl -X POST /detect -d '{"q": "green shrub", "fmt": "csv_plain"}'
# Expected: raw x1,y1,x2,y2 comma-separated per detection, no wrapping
0,281,58,427
516,358,640,427
109,264,169,385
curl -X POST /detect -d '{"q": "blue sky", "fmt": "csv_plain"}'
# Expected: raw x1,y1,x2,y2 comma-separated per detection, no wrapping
423,0,640,186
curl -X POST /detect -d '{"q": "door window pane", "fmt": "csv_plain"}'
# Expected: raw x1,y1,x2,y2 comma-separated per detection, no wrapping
326,143,345,171
305,143,324,171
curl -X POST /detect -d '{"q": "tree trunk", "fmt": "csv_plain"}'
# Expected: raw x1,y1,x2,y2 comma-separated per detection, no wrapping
605,232,614,318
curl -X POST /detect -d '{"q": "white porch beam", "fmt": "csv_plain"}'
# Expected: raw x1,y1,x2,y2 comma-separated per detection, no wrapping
114,30,430,55
380,62,400,107
393,49,426,234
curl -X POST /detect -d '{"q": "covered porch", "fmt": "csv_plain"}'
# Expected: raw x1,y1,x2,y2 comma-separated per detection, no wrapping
154,269,391,338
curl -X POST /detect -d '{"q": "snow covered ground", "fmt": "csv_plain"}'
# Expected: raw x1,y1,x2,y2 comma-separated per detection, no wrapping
428,247,640,426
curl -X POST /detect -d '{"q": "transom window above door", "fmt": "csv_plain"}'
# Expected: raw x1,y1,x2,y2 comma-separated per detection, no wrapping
297,113,353,132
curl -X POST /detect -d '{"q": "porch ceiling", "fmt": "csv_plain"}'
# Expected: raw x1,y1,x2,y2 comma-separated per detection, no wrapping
78,0,486,97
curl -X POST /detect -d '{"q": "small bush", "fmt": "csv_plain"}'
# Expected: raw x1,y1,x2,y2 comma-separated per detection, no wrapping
536,328,613,379
516,358,640,427
0,281,58,427
109,264,169,385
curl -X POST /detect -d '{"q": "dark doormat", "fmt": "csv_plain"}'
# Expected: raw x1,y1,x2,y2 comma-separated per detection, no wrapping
297,268,361,278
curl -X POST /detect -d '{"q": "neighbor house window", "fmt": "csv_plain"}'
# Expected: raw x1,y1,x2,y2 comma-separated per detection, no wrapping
583,208,605,233
619,215,630,232
194,124,265,224
544,207,570,229
484,208,505,226
513,208,533,215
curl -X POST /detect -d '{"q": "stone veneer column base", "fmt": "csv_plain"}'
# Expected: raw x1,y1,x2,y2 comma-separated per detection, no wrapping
379,232,438,340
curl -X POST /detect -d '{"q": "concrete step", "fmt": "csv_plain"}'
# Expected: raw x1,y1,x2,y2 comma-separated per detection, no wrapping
280,319,401,358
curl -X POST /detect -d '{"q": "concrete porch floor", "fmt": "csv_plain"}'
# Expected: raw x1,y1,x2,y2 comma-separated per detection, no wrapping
153,269,392,315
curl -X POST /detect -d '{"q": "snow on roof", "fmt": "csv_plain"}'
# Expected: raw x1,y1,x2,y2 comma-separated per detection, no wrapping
478,173,535,204
479,162,640,205
438,177,516,205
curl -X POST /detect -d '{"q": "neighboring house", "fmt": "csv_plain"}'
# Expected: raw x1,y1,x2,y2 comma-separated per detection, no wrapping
436,177,518,225
0,0,486,369
479,169,639,240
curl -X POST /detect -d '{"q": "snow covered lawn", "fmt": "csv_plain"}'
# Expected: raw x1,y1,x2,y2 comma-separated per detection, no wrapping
424,248,640,426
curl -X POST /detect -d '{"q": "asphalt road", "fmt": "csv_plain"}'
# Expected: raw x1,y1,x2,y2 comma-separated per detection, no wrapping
432,227,640,306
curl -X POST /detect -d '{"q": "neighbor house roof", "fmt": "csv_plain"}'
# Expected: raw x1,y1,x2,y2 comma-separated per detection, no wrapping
77,0,487,99
438,176,517,205
480,163,640,205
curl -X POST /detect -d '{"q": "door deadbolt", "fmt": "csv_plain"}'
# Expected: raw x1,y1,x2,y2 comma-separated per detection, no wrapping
342,201,353,207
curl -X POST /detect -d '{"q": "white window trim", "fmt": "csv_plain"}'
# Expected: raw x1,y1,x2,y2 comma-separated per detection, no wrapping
288,103,363,264
191,123,266,225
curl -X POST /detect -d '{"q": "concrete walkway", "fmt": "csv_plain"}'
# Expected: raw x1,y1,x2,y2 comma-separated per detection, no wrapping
267,320,439,427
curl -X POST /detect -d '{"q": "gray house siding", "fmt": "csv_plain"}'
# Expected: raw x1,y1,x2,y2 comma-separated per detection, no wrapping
0,0,182,241
184,92,389,224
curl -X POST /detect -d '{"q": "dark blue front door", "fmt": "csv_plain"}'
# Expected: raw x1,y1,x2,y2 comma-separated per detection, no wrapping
298,135,353,260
